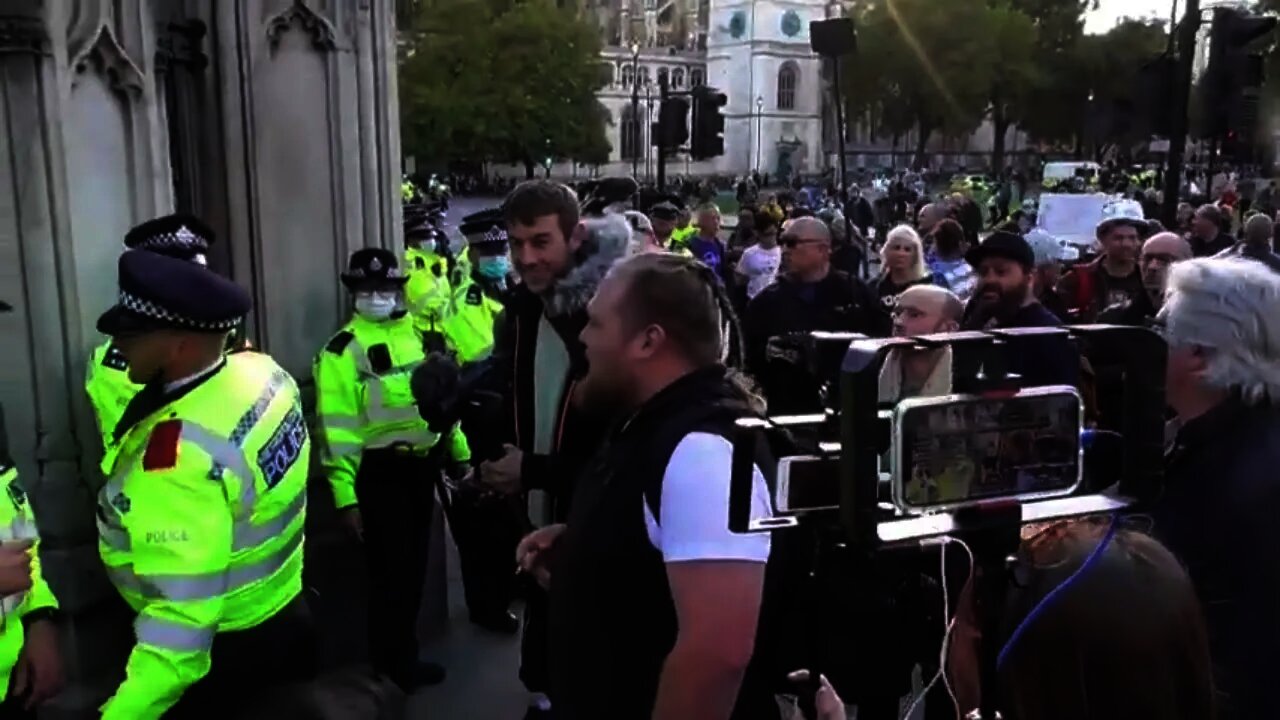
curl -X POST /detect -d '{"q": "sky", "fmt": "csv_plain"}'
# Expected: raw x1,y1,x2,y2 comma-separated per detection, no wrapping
1085,0,1177,34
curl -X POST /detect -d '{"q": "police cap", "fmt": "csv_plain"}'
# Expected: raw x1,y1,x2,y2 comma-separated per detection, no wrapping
97,250,251,336
341,248,408,291
458,208,508,249
124,214,216,262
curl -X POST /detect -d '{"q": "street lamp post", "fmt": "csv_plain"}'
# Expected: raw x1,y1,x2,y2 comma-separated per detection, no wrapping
756,95,764,177
630,42,641,182
645,81,653,183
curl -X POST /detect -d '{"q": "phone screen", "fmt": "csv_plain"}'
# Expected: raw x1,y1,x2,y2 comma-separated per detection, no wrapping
894,388,1082,512
776,455,842,514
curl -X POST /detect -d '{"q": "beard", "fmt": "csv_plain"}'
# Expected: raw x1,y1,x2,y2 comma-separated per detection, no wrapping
573,367,634,421
973,277,1031,325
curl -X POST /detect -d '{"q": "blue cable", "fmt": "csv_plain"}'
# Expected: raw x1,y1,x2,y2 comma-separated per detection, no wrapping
996,516,1119,670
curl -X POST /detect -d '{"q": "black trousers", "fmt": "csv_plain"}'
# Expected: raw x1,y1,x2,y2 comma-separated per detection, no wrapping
520,583,551,693
355,447,437,682
165,593,316,719
441,488,523,618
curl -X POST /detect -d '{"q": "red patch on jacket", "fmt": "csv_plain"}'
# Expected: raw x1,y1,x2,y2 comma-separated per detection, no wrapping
143,421,183,471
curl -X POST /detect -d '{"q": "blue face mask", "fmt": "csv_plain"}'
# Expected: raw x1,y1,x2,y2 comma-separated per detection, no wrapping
477,255,511,280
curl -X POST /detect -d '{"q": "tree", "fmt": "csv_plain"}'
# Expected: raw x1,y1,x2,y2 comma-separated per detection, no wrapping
987,3,1038,172
398,0,610,173
843,0,998,166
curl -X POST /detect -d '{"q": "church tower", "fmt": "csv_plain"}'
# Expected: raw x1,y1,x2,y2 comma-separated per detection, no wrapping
705,0,827,177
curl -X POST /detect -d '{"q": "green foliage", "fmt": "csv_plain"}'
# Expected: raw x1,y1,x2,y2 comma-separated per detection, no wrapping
398,0,610,168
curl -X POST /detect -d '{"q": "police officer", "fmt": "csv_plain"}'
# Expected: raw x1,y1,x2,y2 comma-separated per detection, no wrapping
435,210,523,635
0,299,64,718
442,209,511,363
95,251,313,719
313,248,468,689
403,215,456,349
85,215,218,452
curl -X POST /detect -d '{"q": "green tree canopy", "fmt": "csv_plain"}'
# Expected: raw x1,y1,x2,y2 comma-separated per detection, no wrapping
399,0,610,174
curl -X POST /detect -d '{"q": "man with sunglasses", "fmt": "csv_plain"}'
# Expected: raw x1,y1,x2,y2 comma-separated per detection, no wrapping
742,217,878,414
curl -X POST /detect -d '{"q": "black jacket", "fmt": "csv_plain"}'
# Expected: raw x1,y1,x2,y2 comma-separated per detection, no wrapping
1153,398,1280,719
1216,242,1280,275
743,270,879,414
1191,231,1234,258
489,216,628,519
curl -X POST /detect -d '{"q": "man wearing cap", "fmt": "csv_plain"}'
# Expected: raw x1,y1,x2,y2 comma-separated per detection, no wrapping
85,214,219,453
962,231,1081,387
1057,214,1146,323
0,302,64,718
647,201,682,251
580,176,639,217
403,216,455,349
314,248,470,688
95,251,313,719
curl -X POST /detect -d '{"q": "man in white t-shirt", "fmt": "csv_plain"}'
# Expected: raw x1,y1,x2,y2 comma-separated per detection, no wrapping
517,252,772,720
736,216,782,299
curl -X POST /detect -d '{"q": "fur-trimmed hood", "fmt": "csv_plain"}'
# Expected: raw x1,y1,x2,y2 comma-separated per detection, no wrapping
541,213,631,318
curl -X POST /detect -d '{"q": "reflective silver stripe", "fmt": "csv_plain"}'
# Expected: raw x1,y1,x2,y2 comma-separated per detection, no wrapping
232,492,306,551
211,370,290,481
98,518,131,552
135,615,216,653
365,405,423,425
323,440,364,458
108,527,303,602
181,422,257,512
318,414,362,430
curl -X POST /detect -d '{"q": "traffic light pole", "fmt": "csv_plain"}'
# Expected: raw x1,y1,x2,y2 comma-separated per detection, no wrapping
1162,0,1200,228
657,76,668,193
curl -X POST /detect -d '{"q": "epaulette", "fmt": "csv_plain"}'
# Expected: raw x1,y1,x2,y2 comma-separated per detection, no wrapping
143,420,182,471
101,344,129,371
325,331,355,355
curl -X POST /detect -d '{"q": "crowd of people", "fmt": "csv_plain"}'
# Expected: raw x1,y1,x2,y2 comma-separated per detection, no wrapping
0,163,1277,720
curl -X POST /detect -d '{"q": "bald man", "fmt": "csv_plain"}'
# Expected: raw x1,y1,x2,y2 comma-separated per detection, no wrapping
917,203,948,235
1098,231,1192,325
744,216,879,413
1218,213,1280,274
880,285,964,402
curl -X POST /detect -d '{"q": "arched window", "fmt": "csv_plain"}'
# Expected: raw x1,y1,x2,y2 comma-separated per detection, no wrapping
620,106,641,160
639,66,651,86
690,68,704,88
673,67,686,89
622,64,635,88
777,63,798,110
657,67,669,87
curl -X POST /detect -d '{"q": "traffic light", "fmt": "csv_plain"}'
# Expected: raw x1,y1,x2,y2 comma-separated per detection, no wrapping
690,87,727,160
656,97,689,149
1203,8,1277,144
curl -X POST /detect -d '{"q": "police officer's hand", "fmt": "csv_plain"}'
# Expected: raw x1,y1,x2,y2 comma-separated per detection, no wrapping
479,444,523,495
516,523,565,589
339,507,363,542
0,539,33,595
14,618,63,709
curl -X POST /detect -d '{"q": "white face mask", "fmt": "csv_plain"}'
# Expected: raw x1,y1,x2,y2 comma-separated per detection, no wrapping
354,291,399,320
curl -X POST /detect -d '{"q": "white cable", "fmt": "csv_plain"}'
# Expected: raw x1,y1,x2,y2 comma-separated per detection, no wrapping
902,535,974,720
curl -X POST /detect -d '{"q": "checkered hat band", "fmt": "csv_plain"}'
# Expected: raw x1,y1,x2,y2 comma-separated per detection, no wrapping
119,290,240,331
133,231,208,252
483,227,508,244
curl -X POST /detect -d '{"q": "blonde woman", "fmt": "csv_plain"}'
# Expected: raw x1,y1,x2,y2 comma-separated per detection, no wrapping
874,225,937,332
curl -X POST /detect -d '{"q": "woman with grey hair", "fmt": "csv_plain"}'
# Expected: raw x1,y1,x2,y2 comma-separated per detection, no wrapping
1153,255,1280,720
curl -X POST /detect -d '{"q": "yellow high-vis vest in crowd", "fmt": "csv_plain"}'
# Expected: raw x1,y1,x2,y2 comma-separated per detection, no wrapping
97,352,309,720
0,465,57,702
441,278,503,363
314,313,470,510
85,340,143,450
404,247,453,335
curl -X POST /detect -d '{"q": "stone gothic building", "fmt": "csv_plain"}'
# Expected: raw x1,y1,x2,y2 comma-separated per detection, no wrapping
0,0,402,710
